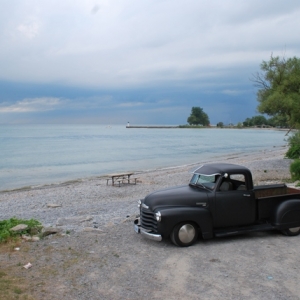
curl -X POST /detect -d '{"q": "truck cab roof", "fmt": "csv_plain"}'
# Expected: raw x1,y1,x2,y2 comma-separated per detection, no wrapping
192,163,251,176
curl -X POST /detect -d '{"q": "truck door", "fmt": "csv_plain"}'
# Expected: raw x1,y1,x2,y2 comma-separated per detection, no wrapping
214,174,256,228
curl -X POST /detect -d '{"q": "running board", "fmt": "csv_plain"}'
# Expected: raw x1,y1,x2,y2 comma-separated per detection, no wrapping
214,223,275,238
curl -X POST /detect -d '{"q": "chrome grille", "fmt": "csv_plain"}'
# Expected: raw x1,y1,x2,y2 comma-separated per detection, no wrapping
141,208,158,231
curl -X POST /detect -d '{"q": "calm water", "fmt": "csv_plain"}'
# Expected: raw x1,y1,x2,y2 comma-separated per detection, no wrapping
0,125,287,191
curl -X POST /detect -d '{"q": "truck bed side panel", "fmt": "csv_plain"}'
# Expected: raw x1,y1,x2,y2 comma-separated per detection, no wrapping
258,193,300,220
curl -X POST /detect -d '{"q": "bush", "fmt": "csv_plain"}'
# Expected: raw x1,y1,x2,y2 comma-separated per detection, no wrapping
290,159,300,181
286,131,300,159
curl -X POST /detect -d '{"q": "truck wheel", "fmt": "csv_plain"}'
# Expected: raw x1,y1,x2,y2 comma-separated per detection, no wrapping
171,222,198,247
281,227,300,236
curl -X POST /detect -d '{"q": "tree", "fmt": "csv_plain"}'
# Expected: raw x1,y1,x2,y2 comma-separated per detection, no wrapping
217,122,224,128
187,107,210,126
252,55,300,128
242,115,267,127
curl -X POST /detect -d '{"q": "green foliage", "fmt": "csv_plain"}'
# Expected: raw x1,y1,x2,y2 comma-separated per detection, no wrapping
253,55,300,128
0,218,42,243
216,122,224,128
243,115,268,127
187,107,210,126
290,159,300,181
267,115,289,127
286,131,300,159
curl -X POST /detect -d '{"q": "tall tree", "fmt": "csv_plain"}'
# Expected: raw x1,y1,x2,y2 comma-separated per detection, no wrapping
187,107,210,126
252,55,300,128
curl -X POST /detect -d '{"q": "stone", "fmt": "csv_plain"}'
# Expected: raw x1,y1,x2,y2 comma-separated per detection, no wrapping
83,227,105,234
47,203,62,208
10,224,28,232
21,234,32,241
31,236,40,241
42,227,61,237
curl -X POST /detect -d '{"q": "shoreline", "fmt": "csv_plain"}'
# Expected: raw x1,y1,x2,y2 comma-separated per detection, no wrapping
0,146,293,234
0,145,289,194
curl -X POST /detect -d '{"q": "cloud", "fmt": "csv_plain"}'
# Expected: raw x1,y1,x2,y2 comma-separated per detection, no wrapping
1,0,299,88
17,22,40,39
0,97,62,113
118,102,144,108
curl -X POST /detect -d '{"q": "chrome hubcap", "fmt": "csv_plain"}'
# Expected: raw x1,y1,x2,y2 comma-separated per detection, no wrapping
178,224,195,244
289,227,300,233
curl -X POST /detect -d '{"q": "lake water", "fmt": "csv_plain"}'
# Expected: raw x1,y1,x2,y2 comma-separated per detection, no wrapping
0,125,288,191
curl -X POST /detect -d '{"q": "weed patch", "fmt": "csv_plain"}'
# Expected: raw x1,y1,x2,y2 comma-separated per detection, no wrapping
0,218,42,243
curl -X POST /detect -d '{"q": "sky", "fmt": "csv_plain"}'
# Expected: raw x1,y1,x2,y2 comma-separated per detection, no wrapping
0,0,300,125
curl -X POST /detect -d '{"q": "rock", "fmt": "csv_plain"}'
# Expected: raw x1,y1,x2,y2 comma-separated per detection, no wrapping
42,227,62,237
83,227,105,234
10,224,28,232
21,234,32,241
47,203,62,208
21,234,40,242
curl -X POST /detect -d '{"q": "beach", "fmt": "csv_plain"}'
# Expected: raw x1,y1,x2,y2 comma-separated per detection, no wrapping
1,146,300,299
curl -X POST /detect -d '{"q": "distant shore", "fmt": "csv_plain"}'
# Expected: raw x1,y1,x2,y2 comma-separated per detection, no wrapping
126,124,291,131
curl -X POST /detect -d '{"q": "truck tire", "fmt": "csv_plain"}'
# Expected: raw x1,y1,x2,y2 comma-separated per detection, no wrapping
281,227,300,236
170,222,198,247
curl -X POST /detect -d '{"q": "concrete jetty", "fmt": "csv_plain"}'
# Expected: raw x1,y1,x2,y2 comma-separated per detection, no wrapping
126,125,179,129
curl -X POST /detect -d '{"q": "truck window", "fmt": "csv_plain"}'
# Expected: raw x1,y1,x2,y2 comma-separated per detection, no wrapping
229,174,247,190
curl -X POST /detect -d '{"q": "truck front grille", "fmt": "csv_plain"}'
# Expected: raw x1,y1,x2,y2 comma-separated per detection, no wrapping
141,208,158,232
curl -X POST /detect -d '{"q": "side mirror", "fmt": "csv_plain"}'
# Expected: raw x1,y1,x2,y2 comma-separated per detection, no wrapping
224,173,228,178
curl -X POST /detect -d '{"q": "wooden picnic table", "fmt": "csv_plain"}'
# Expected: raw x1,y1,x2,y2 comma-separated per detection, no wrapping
106,172,136,186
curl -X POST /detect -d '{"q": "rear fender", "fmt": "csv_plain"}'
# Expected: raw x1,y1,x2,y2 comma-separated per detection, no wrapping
157,207,213,239
271,199,300,229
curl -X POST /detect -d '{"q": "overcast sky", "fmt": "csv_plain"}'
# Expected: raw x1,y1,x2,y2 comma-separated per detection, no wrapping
1,0,300,125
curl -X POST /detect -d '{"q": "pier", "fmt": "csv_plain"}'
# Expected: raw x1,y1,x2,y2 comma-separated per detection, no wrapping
126,125,179,129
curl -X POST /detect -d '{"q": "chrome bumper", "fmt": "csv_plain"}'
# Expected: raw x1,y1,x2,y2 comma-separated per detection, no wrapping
134,218,162,242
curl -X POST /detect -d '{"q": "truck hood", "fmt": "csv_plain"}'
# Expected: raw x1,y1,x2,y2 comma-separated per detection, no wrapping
143,185,208,210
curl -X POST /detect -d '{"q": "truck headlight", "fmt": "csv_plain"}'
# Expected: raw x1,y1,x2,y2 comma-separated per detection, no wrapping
155,211,161,222
137,199,142,209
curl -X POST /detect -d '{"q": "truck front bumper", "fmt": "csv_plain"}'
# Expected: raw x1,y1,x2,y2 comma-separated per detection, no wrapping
134,218,162,242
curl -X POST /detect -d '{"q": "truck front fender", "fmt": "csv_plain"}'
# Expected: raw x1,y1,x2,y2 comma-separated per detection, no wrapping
271,199,300,229
157,207,213,239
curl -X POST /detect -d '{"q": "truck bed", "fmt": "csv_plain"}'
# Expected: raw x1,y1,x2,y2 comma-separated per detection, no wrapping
254,184,300,220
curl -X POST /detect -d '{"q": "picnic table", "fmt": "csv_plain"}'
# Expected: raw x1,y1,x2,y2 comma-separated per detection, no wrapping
106,172,137,187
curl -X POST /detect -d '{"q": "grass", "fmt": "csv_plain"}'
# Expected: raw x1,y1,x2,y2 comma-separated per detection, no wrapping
0,218,42,243
0,241,36,300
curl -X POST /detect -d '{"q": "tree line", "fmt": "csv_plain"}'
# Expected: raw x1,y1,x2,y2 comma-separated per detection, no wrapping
186,108,288,128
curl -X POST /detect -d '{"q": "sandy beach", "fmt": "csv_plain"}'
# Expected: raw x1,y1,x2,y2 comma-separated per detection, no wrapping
1,146,300,300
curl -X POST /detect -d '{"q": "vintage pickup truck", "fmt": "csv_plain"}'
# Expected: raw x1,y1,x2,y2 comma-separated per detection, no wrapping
134,163,300,247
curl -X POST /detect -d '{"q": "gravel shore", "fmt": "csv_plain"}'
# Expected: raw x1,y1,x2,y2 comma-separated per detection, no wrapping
0,146,292,233
1,146,300,300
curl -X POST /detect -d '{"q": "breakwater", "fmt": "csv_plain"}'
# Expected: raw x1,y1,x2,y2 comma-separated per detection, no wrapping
126,125,179,128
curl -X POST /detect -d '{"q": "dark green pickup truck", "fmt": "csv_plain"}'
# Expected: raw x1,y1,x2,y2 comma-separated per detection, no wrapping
134,163,300,247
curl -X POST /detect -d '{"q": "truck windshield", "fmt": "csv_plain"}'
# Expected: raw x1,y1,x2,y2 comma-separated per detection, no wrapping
190,174,219,190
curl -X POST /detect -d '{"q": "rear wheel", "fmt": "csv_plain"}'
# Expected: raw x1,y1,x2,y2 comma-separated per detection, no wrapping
170,222,198,247
281,227,300,236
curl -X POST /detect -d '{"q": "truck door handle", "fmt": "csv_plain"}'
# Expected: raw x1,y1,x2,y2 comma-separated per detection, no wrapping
243,194,251,197
196,202,207,207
